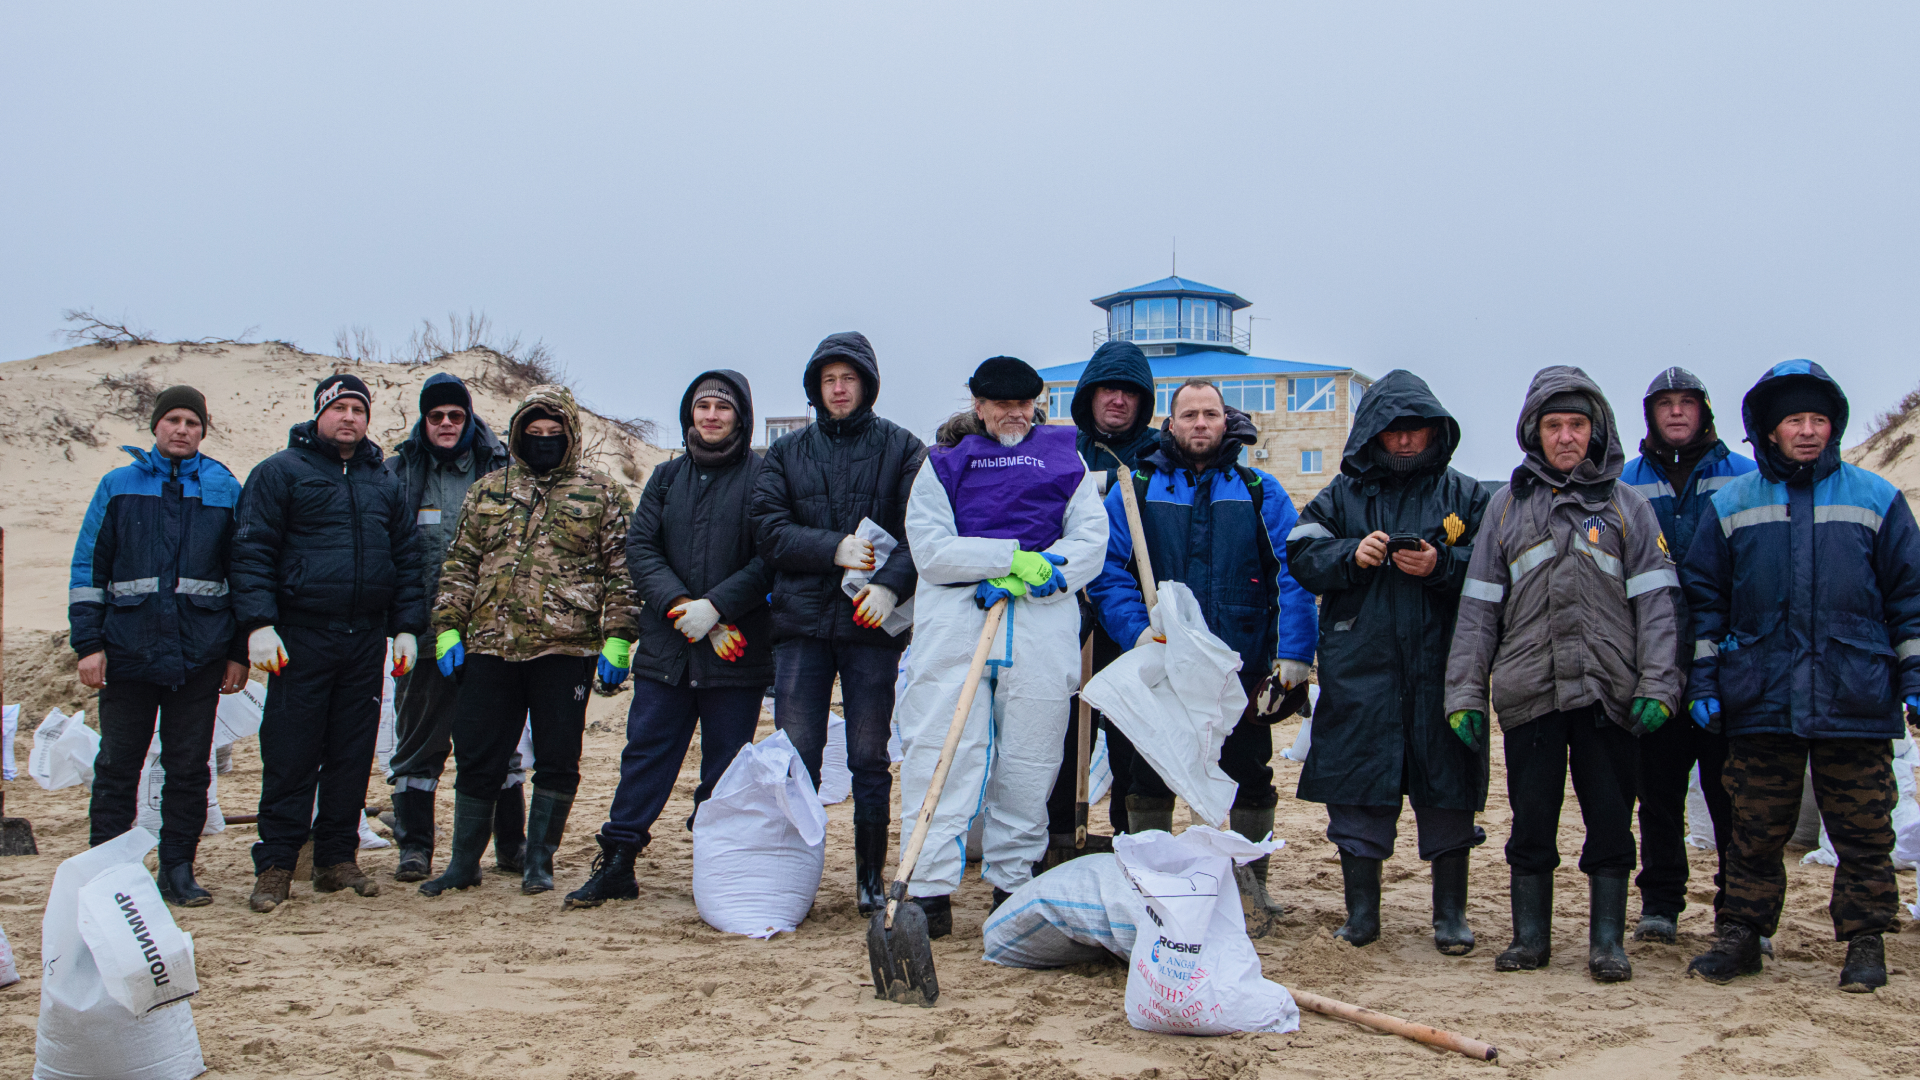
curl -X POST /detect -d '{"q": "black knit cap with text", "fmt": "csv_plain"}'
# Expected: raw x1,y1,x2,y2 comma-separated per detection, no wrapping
315,373,373,416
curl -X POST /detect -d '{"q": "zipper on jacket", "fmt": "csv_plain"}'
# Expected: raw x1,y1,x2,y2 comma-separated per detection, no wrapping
345,459,363,621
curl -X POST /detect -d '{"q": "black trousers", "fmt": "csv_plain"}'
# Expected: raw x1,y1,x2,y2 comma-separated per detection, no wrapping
599,678,764,850
1503,706,1638,878
1125,683,1278,812
450,653,595,800
254,625,385,872
1635,716,1731,919
387,655,460,792
1045,704,1135,835
91,659,222,865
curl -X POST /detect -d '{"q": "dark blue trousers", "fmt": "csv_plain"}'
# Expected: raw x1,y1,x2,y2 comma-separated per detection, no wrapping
772,637,898,813
599,677,764,850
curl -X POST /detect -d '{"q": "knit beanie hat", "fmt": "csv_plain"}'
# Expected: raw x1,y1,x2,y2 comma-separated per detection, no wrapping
1750,375,1839,437
1538,390,1594,420
967,356,1044,401
315,373,373,416
418,372,472,416
150,385,209,432
691,377,741,412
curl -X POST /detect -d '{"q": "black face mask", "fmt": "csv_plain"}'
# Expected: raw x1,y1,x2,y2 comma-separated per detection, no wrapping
520,433,568,474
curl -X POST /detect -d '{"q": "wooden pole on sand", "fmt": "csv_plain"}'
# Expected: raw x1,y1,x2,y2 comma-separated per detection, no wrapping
1292,989,1498,1062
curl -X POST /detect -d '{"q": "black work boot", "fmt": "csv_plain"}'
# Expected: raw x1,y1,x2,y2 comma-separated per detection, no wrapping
564,835,641,909
1230,806,1284,932
389,787,435,883
1495,873,1553,971
1431,851,1474,956
990,887,1013,914
914,894,953,939
1839,933,1888,994
1125,795,1175,835
1633,911,1678,944
158,860,212,907
854,808,890,917
1687,920,1763,983
521,788,574,895
1332,853,1382,946
419,793,494,897
492,783,527,874
1587,874,1632,982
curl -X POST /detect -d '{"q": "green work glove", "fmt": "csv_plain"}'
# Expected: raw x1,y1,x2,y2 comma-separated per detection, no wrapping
434,629,464,678
435,628,461,659
1631,697,1671,734
597,637,633,690
1447,709,1486,751
1007,549,1063,588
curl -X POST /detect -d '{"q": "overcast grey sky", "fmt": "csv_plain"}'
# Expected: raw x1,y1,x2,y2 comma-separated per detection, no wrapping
4,2,1914,477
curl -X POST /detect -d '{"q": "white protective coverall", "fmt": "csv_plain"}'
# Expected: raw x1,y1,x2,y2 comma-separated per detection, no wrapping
896,449,1108,896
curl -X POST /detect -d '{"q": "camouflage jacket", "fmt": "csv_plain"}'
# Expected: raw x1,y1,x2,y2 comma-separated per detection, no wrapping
432,385,640,660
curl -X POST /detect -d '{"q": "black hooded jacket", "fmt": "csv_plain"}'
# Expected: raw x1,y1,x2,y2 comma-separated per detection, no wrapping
1287,370,1491,811
385,407,512,598
1071,341,1160,486
749,333,927,647
231,422,427,636
626,369,773,688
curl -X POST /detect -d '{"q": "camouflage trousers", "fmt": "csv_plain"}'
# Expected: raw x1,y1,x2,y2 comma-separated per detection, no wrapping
1722,734,1898,940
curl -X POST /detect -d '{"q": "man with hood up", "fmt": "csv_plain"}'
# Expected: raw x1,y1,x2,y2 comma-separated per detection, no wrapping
1043,339,1160,840
1682,360,1920,994
1287,370,1491,954
383,372,515,883
1618,367,1756,943
897,357,1108,935
1088,378,1319,920
750,332,925,915
232,373,426,912
1445,366,1681,982
421,385,639,898
564,371,772,908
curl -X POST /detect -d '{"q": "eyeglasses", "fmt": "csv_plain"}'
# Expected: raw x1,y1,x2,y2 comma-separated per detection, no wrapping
426,409,467,426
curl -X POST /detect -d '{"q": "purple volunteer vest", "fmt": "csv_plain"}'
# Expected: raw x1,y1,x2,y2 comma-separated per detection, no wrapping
929,425,1086,550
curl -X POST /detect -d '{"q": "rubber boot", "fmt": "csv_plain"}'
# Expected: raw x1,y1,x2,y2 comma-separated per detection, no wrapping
1230,806,1285,934
158,861,213,907
492,783,527,874
854,808,889,917
1687,919,1763,983
1839,933,1887,994
991,887,1013,914
1125,795,1174,835
1587,874,1632,982
914,894,953,939
564,835,641,909
390,788,435,883
419,793,494,897
1332,853,1382,946
1430,852,1474,955
1495,872,1553,971
521,788,574,894
1632,911,1678,944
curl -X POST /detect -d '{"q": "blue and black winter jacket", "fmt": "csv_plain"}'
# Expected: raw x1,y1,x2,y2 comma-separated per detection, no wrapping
1622,442,1756,566
68,445,246,685
1089,413,1318,677
1682,360,1920,739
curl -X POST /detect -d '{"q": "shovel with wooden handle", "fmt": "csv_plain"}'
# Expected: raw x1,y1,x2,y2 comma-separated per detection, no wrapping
867,597,1007,1008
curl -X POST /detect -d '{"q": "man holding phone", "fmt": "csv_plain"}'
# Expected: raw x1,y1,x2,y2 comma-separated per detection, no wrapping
1287,370,1491,953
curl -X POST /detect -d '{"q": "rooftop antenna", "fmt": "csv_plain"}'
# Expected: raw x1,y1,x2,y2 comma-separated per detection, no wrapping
1171,237,1177,278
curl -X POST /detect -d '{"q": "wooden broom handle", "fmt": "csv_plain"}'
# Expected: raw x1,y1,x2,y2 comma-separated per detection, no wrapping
1292,990,1498,1062
1097,446,1157,612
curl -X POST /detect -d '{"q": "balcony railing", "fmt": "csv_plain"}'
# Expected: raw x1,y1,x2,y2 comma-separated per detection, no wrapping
1093,324,1252,350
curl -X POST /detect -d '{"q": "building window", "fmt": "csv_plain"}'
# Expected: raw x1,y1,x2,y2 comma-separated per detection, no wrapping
1349,379,1364,416
1288,377,1336,412
1216,378,1276,413
1107,301,1133,339
1134,297,1179,340
1181,298,1219,342
1301,449,1324,474
1048,386,1073,420
1154,380,1180,416
765,420,804,443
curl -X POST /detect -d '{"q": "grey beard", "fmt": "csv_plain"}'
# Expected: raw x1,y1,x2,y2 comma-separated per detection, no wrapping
997,431,1025,448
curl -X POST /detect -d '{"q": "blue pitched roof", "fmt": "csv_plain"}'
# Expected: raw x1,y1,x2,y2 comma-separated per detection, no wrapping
1037,350,1351,384
1090,276,1252,311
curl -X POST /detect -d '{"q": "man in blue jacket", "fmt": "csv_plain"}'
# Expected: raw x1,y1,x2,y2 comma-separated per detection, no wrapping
69,385,249,906
1619,367,1757,943
1683,360,1920,993
1088,377,1319,916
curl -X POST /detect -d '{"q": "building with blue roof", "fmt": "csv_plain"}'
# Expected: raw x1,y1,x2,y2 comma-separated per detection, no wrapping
1039,275,1371,505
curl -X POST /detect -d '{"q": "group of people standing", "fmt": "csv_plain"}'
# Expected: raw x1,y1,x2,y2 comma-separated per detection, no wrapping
67,334,1918,996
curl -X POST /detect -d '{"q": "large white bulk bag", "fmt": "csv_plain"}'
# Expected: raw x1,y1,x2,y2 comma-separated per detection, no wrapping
30,709,98,792
1114,826,1298,1036
35,828,203,1080
982,852,1141,969
692,730,827,938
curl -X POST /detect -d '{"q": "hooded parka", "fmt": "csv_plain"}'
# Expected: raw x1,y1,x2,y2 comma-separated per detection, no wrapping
432,385,639,660
1682,360,1920,740
625,370,774,689
1288,371,1492,810
385,374,513,599
749,332,926,647
1444,366,1682,732
1071,340,1161,489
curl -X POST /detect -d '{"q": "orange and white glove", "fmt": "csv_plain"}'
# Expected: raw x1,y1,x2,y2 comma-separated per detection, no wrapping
708,623,747,662
668,598,721,642
249,626,289,675
390,633,417,677
852,584,897,629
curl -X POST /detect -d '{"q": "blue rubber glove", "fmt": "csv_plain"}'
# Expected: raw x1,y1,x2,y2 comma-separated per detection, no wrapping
974,576,1026,610
597,638,632,691
435,629,465,678
1025,552,1069,598
1905,695,1919,733
1689,698,1720,729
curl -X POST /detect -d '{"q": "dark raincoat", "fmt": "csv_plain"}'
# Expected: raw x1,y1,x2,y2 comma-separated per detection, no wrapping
1287,370,1492,810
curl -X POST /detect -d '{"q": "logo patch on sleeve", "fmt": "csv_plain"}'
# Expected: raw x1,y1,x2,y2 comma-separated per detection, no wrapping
1443,512,1466,546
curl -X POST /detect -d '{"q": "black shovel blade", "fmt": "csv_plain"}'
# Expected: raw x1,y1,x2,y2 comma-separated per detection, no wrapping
0,818,37,857
867,904,939,1007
